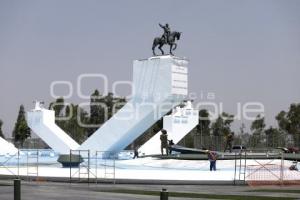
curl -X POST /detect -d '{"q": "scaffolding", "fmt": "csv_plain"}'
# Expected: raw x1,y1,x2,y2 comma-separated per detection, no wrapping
234,151,247,185
245,152,288,186
25,149,39,181
0,151,20,178
69,150,96,183
95,151,116,184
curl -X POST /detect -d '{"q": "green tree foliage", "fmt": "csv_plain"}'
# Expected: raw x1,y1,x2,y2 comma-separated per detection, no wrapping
265,126,285,148
49,91,127,143
49,97,65,117
49,97,66,128
197,109,211,148
211,112,234,136
49,98,89,144
88,90,105,136
249,114,266,148
210,112,234,150
0,119,5,138
251,114,266,133
12,105,31,147
238,123,251,147
104,92,126,119
88,91,126,136
105,92,114,119
276,103,300,147
276,111,290,132
197,109,211,135
63,104,89,144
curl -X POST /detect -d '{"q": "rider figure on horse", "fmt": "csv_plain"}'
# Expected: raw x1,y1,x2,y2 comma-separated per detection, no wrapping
152,23,180,56
159,23,171,44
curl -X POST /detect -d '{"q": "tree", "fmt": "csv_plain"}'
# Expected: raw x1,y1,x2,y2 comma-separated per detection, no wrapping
49,97,65,117
88,91,126,136
210,112,234,150
211,112,234,136
49,98,90,144
0,120,5,138
106,92,114,119
197,109,211,148
239,123,251,146
249,114,266,148
198,109,211,134
104,92,126,119
265,126,285,148
48,91,128,143
88,90,105,136
64,104,89,143
12,105,31,147
276,103,300,147
49,97,66,128
276,111,290,132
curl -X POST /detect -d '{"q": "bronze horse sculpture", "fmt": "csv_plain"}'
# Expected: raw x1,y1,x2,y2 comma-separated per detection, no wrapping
152,31,181,56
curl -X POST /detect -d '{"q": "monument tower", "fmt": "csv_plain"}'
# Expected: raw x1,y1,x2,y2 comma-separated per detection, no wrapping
27,24,189,155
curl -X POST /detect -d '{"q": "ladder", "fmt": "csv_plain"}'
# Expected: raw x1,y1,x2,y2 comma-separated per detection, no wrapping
234,151,247,185
69,150,92,183
103,151,116,184
78,150,90,182
93,151,116,184
26,149,39,181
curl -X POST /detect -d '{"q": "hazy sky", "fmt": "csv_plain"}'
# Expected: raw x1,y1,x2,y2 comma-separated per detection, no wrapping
0,0,299,137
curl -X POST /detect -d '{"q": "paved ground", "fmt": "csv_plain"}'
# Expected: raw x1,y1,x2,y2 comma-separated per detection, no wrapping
0,179,300,200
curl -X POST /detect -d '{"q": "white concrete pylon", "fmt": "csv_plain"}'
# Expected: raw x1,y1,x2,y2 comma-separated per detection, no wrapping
0,137,18,156
26,103,80,154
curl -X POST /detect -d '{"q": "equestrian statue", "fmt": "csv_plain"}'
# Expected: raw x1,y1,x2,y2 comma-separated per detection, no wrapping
152,23,181,56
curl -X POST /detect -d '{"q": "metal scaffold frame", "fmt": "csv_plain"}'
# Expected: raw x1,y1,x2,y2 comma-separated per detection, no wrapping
234,151,247,185
68,150,117,184
69,150,96,183
25,149,39,181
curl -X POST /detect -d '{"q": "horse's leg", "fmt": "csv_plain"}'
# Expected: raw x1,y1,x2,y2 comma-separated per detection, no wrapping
159,44,164,55
152,39,158,56
172,43,177,50
170,44,173,55
152,38,159,56
152,45,156,56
